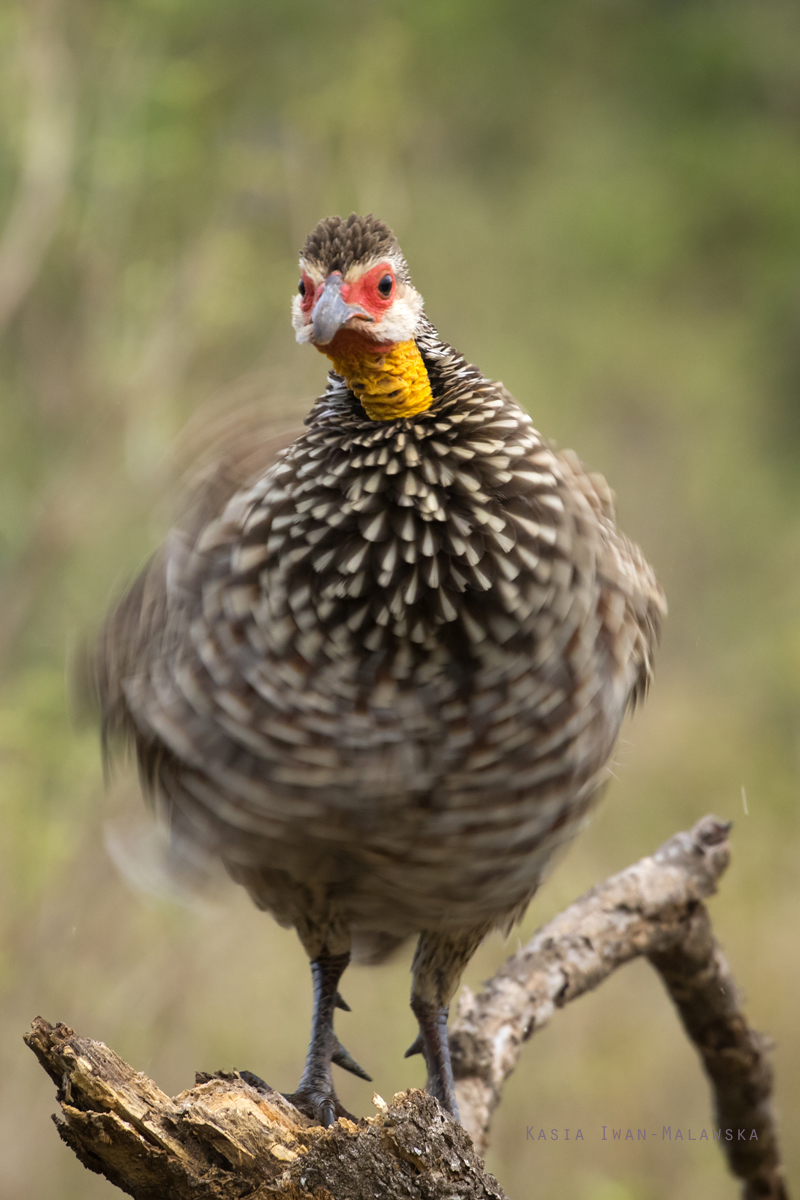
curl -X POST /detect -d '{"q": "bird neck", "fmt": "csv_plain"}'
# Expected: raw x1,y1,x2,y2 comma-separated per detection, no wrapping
320,335,434,421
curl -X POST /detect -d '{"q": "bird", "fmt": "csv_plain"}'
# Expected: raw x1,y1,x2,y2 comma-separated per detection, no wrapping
94,212,665,1129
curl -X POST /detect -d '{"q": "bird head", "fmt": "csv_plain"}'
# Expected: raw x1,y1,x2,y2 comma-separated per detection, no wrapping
292,214,424,356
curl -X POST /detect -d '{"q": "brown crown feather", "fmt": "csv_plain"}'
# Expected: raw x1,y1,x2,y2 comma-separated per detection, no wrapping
301,213,409,280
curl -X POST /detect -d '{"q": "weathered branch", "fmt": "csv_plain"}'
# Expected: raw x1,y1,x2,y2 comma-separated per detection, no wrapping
26,816,788,1198
651,911,785,1200
451,814,788,1198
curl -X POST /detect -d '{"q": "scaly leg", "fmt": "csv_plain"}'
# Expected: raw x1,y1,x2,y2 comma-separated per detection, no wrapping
407,927,488,1120
409,995,458,1115
285,952,371,1127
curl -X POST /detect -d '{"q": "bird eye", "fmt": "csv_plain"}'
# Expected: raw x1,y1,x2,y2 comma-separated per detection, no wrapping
298,279,306,297
377,274,393,297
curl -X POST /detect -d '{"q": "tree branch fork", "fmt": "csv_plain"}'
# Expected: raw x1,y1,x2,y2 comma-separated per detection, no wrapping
26,816,789,1199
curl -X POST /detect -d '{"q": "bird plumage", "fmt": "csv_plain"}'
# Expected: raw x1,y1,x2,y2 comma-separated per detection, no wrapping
95,213,665,1123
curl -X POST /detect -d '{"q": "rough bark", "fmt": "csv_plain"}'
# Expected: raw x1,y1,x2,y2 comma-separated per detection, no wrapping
450,815,788,1198
25,1018,505,1200
26,815,788,1199
651,912,785,1200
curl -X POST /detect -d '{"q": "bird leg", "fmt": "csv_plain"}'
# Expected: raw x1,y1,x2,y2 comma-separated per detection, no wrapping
409,926,488,1121
285,952,371,1127
409,994,459,1117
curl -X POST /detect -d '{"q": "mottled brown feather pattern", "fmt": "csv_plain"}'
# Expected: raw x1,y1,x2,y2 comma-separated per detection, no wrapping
302,213,409,281
97,311,664,958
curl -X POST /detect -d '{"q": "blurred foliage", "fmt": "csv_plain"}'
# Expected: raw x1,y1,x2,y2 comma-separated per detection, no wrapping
1,1,799,1197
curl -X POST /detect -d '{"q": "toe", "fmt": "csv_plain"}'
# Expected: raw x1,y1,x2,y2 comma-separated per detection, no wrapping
284,1085,357,1127
331,1039,372,1081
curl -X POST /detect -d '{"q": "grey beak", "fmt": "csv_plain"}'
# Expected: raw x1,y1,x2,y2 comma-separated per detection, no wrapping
312,273,372,345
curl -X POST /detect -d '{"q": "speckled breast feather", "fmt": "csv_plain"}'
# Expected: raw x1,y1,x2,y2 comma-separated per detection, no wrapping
99,317,665,938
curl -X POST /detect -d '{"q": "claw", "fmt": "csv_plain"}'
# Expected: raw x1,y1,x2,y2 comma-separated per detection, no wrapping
331,1039,372,1081
335,991,351,1012
284,1086,358,1126
404,1031,424,1059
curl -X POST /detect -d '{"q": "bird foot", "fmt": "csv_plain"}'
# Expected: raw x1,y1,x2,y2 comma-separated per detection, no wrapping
284,1036,371,1127
284,1082,356,1127
284,953,371,1127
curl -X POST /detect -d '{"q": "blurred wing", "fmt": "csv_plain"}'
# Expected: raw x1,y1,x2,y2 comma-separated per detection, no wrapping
89,421,302,763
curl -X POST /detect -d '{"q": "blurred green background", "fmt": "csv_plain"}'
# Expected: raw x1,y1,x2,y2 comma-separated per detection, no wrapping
1,1,799,1196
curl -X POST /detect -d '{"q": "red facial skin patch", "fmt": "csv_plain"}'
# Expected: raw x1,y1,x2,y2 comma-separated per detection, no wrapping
339,263,395,320
303,264,397,356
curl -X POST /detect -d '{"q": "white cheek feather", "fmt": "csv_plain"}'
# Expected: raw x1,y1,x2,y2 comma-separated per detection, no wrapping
292,294,314,343
371,284,425,343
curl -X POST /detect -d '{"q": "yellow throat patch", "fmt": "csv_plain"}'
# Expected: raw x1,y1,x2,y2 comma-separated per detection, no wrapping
322,338,433,422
